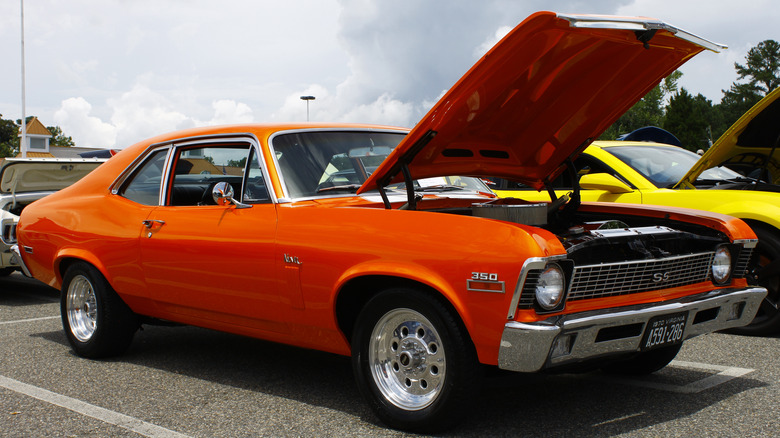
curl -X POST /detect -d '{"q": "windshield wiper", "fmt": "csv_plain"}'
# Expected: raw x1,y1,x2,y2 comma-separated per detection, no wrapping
316,184,361,193
416,184,468,192
694,177,759,186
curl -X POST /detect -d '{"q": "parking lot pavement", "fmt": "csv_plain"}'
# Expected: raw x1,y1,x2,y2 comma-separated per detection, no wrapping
2,271,779,437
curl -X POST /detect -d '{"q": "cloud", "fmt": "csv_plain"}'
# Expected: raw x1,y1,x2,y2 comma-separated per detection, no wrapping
53,97,117,148
8,0,779,149
474,26,513,59
200,100,254,126
53,89,256,148
107,84,190,146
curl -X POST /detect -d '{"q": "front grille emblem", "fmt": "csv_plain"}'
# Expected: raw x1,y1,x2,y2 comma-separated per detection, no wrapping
652,272,670,283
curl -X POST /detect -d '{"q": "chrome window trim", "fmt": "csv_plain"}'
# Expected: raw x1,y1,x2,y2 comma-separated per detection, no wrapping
267,127,409,201
508,255,566,320
111,133,278,205
110,146,172,205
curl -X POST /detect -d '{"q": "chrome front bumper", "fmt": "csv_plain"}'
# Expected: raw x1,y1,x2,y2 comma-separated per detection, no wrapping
498,286,767,372
10,245,32,277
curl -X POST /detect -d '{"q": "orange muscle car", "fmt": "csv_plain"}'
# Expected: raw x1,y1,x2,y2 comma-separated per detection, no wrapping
13,12,767,432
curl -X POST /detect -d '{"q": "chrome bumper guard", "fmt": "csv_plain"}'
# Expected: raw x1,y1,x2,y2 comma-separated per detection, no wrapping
498,286,767,372
10,245,32,277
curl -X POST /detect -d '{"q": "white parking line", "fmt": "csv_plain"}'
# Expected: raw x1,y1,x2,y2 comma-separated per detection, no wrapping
0,376,191,438
0,316,60,326
606,360,756,394
667,360,756,393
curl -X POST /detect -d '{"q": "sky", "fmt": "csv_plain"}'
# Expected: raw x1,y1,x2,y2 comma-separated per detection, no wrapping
0,0,778,149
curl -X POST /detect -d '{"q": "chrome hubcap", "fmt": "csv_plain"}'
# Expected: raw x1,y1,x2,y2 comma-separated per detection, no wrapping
66,275,97,342
368,308,445,410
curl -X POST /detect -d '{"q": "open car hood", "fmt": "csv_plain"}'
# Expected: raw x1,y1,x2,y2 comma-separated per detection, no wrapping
358,11,724,194
0,159,106,194
676,86,780,187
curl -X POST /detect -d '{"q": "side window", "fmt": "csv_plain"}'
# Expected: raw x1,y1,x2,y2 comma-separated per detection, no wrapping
168,145,251,206
243,147,271,203
120,149,169,205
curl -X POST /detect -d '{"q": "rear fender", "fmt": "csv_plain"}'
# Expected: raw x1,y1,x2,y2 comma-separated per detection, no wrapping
53,248,112,290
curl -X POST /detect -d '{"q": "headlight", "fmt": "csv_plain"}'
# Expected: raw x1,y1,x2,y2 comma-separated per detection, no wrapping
711,246,732,284
536,264,565,310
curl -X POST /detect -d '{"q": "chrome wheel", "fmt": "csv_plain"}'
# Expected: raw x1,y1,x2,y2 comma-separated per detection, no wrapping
368,308,446,411
66,274,98,342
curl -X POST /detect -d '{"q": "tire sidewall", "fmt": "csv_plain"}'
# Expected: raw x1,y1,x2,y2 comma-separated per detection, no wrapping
602,343,682,375
351,288,477,432
60,262,135,358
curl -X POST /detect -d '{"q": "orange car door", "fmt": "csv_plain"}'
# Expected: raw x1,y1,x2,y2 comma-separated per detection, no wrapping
138,142,288,334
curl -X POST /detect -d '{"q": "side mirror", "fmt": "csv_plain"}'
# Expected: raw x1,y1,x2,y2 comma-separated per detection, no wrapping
211,182,252,209
579,173,633,194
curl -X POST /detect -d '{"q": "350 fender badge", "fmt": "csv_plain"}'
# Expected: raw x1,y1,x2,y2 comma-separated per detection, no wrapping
467,272,505,293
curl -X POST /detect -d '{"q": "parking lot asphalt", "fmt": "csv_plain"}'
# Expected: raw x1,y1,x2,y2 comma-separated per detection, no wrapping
1,272,778,437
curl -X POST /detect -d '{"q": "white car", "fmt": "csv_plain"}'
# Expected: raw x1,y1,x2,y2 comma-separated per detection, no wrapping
1,158,106,275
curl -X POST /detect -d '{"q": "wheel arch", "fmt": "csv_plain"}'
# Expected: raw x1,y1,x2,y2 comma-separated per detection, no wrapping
335,275,476,354
711,203,780,235
741,218,780,235
54,249,112,290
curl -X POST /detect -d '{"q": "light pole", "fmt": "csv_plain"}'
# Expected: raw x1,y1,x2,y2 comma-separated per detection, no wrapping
300,95,315,121
20,0,27,157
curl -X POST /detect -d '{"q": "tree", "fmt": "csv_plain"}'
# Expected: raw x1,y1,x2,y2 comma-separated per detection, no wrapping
713,39,780,139
664,89,715,152
715,82,762,138
735,39,780,95
47,125,75,147
0,115,19,158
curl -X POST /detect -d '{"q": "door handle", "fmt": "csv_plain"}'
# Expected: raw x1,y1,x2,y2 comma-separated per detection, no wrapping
142,219,166,229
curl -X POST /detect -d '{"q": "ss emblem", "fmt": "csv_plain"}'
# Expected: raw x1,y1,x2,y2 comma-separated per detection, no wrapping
652,272,670,283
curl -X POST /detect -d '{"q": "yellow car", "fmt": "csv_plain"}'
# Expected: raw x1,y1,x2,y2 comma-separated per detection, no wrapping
494,86,780,335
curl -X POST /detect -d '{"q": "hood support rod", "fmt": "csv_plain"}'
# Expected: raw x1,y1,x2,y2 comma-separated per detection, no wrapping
376,130,437,210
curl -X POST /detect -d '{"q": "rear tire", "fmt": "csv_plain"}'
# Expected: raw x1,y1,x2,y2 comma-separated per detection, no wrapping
351,288,480,432
61,262,138,358
734,224,780,335
601,344,682,375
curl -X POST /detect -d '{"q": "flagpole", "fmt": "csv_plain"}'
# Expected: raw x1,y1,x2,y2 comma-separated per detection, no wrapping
20,0,27,158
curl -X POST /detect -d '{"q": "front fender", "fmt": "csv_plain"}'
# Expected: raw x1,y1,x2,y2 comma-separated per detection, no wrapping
334,259,468,322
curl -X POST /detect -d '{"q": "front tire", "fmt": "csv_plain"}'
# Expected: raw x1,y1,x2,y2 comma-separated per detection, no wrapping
351,288,480,433
61,262,138,358
0,267,15,276
601,344,682,375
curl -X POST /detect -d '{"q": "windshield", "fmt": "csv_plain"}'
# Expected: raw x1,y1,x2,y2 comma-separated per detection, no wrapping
272,130,490,198
605,145,741,188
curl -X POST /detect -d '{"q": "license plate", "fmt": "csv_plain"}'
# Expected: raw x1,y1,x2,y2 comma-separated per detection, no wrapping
640,312,688,351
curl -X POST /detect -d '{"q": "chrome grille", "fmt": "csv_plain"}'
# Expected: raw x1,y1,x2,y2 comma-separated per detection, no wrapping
734,246,753,278
519,271,539,308
567,252,714,301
